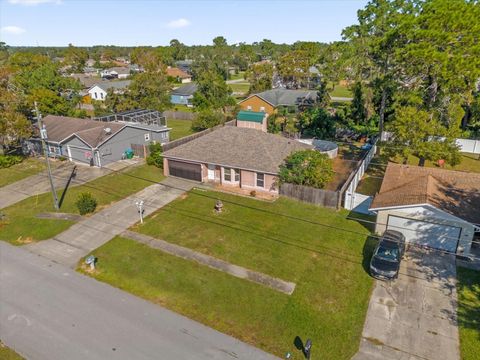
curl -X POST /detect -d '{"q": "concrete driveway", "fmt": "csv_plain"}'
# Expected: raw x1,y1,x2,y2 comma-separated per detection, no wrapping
353,248,459,360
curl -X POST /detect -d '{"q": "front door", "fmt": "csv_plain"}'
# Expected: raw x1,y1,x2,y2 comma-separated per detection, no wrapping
207,164,215,180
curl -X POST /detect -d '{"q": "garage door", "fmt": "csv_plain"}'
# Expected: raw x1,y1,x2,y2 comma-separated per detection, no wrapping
386,215,461,253
168,160,201,181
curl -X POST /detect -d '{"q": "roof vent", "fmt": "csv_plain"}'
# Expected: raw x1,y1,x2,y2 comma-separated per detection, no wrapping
104,127,111,134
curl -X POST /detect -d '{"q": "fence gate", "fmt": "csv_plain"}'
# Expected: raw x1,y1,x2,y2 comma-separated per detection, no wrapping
130,144,149,158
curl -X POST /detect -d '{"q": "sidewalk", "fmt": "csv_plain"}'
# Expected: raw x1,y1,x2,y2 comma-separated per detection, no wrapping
25,177,196,268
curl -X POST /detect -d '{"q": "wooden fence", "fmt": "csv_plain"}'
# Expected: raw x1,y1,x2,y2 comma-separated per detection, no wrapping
163,110,196,121
162,120,236,152
279,183,340,209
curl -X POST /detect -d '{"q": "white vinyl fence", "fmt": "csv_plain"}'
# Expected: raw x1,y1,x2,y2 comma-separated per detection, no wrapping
382,132,480,154
343,141,377,212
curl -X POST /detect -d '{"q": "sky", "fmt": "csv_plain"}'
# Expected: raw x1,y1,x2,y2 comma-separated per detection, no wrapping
0,0,368,47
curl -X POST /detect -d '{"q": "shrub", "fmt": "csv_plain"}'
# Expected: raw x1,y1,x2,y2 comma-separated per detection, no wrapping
0,155,23,169
75,192,97,215
146,142,163,168
279,150,334,189
250,190,257,197
191,109,224,131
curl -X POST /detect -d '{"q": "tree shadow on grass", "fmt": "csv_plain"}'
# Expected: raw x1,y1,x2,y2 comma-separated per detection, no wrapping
362,236,377,274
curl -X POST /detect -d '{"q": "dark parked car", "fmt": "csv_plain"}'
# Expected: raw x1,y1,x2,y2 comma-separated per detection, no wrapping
370,230,406,280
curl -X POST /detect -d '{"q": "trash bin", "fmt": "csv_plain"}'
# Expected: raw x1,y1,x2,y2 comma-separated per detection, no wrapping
125,148,134,159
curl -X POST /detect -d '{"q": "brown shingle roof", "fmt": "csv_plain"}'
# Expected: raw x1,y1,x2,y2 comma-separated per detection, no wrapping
166,67,191,79
41,115,124,147
163,126,312,174
370,163,480,224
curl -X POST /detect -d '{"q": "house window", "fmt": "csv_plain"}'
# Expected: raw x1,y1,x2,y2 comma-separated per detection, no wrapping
256,173,265,188
100,92,104,99
94,92,98,99
224,167,231,182
260,106,265,112
234,169,240,182
144,133,150,142
247,105,252,110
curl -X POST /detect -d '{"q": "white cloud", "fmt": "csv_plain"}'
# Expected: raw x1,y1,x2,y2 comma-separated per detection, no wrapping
8,0,62,5
1,26,26,35
166,18,191,29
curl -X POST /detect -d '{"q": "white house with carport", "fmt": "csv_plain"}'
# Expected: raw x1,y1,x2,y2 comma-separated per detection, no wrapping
369,163,480,255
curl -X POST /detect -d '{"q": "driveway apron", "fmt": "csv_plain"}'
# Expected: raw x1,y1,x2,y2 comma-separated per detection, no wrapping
352,248,459,360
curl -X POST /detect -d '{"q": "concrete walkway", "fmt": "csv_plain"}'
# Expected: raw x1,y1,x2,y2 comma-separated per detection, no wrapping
352,249,459,360
25,177,196,268
122,230,296,295
0,242,278,360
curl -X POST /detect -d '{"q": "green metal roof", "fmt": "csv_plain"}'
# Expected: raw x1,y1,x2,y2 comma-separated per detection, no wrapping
236,110,265,123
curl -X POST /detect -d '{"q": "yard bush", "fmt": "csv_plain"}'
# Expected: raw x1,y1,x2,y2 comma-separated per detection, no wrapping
0,155,23,169
191,109,224,131
279,150,334,188
146,142,163,168
75,192,97,215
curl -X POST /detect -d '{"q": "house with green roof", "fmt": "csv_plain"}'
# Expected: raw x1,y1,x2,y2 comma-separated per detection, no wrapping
236,110,268,132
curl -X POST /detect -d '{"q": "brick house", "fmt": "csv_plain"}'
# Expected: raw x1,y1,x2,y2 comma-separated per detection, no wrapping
162,125,311,195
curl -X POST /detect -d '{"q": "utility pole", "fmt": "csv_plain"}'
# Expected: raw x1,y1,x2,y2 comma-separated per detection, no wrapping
35,102,59,210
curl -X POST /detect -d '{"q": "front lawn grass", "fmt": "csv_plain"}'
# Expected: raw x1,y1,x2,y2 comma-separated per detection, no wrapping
0,164,164,245
0,158,48,188
83,189,375,359
329,83,353,98
0,341,24,360
457,267,480,360
229,82,250,94
167,119,195,140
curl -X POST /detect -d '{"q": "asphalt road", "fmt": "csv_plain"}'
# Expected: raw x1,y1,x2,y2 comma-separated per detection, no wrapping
0,242,278,360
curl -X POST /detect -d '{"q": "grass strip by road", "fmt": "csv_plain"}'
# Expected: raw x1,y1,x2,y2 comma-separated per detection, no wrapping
457,267,480,360
0,164,164,245
82,190,375,359
0,341,24,360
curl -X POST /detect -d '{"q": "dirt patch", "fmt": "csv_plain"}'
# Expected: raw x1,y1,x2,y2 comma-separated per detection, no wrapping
365,337,385,346
16,236,34,245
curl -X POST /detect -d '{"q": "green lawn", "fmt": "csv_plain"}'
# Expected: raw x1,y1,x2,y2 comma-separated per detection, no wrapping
167,119,195,140
170,104,195,113
0,164,164,245
0,158,49,188
82,189,374,359
357,152,480,196
229,71,246,81
329,83,353,98
457,267,480,360
0,341,24,360
229,82,250,94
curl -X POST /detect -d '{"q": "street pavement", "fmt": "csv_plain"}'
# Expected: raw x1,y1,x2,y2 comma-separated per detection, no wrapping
352,248,459,360
0,242,279,360
25,177,196,268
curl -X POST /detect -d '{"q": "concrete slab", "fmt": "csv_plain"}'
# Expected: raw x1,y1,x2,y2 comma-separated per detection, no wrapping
352,249,460,360
25,178,195,268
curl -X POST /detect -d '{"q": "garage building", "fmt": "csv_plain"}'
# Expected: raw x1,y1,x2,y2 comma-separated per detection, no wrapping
370,163,480,255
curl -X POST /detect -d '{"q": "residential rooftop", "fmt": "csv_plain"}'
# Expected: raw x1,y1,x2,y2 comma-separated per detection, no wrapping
247,89,317,107
370,163,480,224
163,126,312,174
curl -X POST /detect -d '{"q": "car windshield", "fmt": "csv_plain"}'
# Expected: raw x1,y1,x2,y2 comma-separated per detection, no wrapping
376,246,399,262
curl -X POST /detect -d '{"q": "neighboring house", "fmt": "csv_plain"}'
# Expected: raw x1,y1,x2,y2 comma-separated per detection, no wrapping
170,83,198,106
369,163,480,255
88,80,131,101
33,114,170,167
175,60,193,74
236,110,268,132
308,66,321,89
238,89,318,115
166,66,192,83
162,125,311,194
83,67,99,76
101,67,131,79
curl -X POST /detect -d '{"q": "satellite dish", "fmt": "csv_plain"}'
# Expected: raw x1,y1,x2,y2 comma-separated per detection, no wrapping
104,127,111,134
